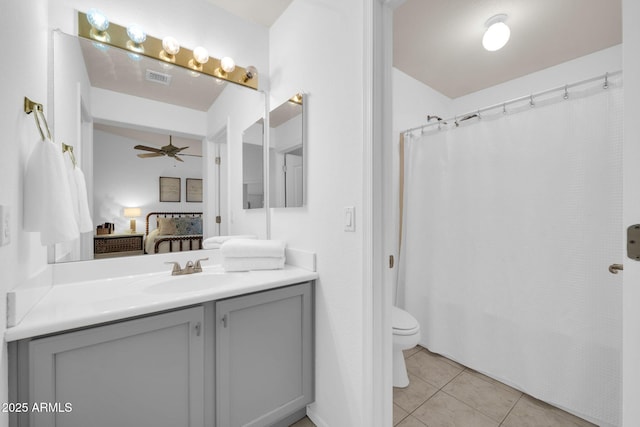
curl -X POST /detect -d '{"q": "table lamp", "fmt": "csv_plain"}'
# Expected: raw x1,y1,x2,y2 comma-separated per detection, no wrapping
123,207,141,234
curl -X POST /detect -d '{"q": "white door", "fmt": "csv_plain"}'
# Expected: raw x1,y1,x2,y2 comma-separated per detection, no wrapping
284,153,303,207
623,0,640,424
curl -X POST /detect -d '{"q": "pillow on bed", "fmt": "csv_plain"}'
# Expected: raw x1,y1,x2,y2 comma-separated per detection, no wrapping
175,217,203,235
157,217,177,235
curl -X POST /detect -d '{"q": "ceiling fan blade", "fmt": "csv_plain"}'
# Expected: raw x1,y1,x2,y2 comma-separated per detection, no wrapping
173,155,184,162
134,145,163,153
137,152,165,158
180,153,203,157
176,146,189,152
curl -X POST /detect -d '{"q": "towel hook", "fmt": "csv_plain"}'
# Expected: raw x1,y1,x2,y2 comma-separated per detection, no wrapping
24,97,52,141
62,143,77,168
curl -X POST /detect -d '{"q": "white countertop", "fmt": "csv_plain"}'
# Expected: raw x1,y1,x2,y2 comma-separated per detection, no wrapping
5,265,318,342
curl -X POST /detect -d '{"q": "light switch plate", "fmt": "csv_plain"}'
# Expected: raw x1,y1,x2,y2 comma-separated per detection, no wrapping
0,205,9,246
344,206,355,232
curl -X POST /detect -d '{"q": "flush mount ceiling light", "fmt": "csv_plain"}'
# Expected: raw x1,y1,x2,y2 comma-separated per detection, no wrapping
482,14,510,52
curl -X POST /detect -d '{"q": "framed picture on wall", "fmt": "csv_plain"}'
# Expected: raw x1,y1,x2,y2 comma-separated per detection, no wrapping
159,177,181,202
186,178,203,202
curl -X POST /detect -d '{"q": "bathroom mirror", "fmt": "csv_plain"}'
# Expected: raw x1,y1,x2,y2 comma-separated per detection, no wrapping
51,31,266,263
243,119,265,209
268,94,305,208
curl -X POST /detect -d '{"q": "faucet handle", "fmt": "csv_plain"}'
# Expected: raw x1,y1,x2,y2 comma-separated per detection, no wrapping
165,261,182,275
194,257,209,272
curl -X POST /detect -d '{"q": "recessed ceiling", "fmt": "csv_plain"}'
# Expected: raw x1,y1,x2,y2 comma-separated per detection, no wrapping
394,0,622,98
204,0,295,27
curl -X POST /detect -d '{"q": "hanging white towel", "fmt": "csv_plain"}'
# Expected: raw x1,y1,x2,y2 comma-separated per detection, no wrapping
65,156,93,233
202,234,257,249
24,138,79,245
220,239,286,258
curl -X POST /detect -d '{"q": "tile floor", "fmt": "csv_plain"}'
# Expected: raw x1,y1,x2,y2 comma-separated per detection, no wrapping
291,345,597,427
395,346,597,427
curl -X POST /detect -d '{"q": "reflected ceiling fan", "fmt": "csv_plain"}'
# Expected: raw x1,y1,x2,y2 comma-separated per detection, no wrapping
134,135,199,162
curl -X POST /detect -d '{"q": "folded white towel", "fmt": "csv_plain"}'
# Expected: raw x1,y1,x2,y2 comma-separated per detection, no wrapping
220,239,286,259
202,234,257,249
222,256,285,272
24,138,79,245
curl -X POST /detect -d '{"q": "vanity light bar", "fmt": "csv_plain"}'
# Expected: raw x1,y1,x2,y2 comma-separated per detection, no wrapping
77,11,259,90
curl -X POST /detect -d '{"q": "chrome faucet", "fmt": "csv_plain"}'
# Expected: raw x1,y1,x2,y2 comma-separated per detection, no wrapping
165,258,209,276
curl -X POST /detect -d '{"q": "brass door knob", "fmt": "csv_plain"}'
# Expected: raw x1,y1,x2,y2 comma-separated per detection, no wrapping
609,264,624,274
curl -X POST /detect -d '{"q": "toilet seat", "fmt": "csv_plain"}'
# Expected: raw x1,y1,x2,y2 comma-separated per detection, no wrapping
392,306,419,336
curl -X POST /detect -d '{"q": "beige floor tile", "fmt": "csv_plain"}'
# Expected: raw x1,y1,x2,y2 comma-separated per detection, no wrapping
394,403,409,426
502,395,596,427
394,374,439,413
422,348,466,370
412,391,499,427
464,368,523,395
406,351,464,388
396,414,428,427
404,346,422,359
442,371,521,422
289,416,316,427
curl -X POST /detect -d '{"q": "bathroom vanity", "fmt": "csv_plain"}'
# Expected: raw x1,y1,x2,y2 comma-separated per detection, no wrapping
7,266,316,427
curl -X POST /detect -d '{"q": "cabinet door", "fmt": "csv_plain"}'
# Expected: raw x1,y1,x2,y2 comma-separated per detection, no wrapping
28,307,204,427
216,283,313,427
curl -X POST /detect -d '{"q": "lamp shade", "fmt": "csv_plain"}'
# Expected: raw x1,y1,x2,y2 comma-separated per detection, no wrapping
124,207,141,218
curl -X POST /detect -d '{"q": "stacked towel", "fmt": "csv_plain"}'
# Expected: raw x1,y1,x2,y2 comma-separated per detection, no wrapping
220,239,286,272
202,234,257,249
24,138,79,245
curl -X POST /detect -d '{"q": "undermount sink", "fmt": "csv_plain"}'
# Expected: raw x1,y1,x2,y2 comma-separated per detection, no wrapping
142,271,248,294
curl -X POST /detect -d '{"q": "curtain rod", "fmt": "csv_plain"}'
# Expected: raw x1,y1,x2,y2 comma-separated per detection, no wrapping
402,70,623,135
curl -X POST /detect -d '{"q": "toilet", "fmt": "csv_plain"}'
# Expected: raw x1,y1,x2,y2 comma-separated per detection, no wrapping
392,306,421,388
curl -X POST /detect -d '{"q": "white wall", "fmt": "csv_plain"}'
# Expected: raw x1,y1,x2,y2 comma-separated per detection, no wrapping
0,1,49,425
93,130,203,233
269,0,366,425
453,45,622,113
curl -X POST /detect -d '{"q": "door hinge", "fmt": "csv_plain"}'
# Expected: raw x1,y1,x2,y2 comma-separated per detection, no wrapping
215,216,222,224
628,225,640,261
215,156,221,165
221,314,228,328
194,321,202,336
389,255,394,269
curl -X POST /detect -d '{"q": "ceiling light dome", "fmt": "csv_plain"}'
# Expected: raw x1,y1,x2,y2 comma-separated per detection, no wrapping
482,14,510,52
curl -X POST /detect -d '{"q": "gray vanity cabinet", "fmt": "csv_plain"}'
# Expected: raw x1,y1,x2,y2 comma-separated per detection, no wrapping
17,307,204,427
215,282,313,427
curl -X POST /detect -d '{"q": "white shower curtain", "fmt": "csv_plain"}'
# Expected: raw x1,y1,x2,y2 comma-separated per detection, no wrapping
398,77,622,427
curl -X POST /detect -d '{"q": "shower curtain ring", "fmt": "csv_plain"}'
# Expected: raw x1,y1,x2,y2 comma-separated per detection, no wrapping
502,103,507,115
604,72,609,89
564,85,569,100
529,95,535,108
477,109,481,120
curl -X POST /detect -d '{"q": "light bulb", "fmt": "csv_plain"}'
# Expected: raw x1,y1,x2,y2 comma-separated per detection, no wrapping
193,47,209,65
220,56,236,73
87,8,109,32
162,36,180,56
126,24,146,44
482,15,510,52
243,65,258,81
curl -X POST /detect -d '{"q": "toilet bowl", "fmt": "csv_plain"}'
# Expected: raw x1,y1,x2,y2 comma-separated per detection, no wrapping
392,306,420,388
